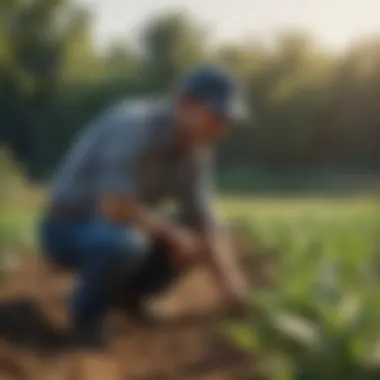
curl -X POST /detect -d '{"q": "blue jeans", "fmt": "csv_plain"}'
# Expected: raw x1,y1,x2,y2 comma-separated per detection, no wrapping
40,216,174,328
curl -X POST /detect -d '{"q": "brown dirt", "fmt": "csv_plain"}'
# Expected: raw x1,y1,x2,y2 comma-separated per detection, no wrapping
0,258,258,380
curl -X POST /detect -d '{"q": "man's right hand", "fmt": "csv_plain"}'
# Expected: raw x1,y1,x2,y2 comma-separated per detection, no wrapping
100,195,203,269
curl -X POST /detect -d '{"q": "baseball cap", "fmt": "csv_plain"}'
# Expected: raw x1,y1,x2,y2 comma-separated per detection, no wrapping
178,65,248,123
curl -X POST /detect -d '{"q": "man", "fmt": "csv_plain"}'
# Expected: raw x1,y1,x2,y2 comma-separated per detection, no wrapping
40,65,248,349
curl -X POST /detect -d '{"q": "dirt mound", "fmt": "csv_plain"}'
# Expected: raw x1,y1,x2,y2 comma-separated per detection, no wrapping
0,259,256,380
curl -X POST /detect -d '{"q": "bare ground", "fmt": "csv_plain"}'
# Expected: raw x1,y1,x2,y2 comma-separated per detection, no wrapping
0,258,258,380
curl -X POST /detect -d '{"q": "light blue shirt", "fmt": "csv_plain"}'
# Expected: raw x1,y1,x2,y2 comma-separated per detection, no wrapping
47,98,215,228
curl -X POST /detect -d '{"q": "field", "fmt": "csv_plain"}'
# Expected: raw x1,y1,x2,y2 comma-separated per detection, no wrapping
0,192,379,379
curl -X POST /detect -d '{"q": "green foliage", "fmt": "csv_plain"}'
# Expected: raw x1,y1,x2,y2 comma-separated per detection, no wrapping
142,11,208,84
0,147,26,210
222,205,380,379
0,148,33,276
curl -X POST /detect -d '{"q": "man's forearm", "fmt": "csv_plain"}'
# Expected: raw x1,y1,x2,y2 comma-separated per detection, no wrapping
202,226,247,299
100,194,176,242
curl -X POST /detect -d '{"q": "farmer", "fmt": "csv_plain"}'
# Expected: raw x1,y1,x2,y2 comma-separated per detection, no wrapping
40,65,248,349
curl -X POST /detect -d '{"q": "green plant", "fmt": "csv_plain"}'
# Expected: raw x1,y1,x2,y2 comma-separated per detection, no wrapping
223,211,380,380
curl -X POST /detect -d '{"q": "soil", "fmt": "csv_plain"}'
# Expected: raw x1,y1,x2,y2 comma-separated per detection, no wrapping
0,257,258,380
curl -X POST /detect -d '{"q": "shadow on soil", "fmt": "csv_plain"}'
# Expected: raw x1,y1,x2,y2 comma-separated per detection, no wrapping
0,298,66,353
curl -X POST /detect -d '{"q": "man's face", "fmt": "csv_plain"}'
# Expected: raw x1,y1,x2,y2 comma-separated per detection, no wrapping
175,95,228,146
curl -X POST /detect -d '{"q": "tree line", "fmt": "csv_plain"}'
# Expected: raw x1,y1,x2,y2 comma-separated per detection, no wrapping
1,0,380,189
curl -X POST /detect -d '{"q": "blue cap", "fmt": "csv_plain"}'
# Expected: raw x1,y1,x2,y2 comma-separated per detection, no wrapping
179,65,247,123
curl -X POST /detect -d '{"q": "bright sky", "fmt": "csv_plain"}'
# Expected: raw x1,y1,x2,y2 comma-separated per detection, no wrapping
79,0,380,52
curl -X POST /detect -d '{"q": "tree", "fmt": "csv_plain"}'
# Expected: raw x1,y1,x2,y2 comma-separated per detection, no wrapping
0,0,93,173
141,12,207,86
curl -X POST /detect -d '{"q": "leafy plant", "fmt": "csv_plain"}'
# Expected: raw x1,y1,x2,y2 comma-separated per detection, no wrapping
224,212,380,380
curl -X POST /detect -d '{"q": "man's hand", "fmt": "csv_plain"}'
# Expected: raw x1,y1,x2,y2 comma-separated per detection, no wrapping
100,194,205,271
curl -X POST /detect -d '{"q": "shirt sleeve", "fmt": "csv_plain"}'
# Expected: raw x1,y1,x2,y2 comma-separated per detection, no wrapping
98,120,146,197
178,148,217,230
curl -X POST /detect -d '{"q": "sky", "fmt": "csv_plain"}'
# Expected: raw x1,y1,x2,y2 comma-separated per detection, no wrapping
79,0,380,52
